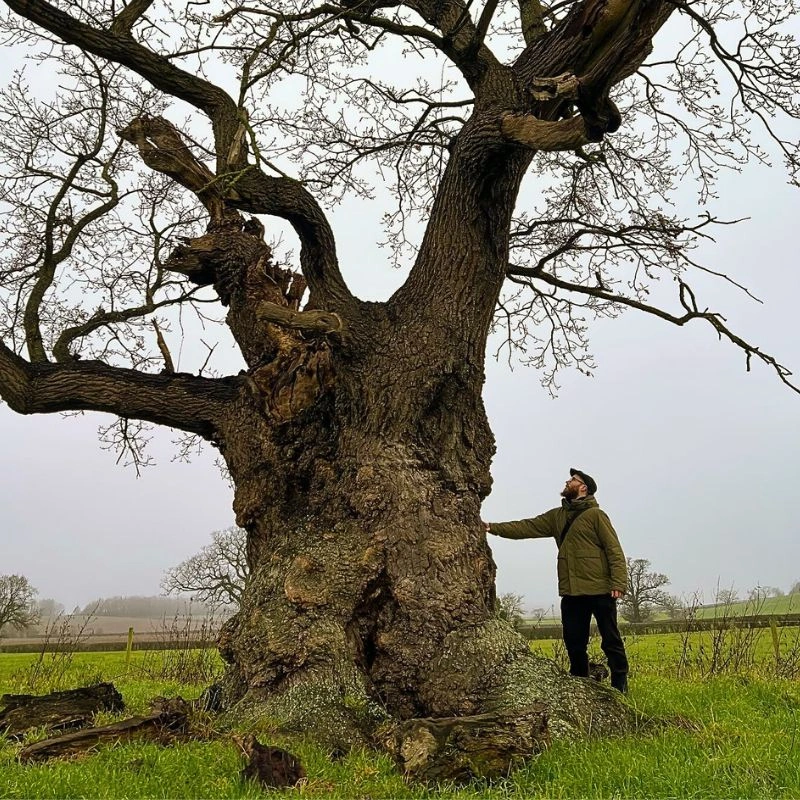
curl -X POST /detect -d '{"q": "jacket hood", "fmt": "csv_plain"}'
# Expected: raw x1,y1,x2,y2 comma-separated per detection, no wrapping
562,495,599,512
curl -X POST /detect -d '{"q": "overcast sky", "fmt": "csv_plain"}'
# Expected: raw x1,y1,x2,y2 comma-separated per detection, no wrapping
1,11,798,614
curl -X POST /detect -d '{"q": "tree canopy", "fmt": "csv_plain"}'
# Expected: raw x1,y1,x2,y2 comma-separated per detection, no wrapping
0,0,797,427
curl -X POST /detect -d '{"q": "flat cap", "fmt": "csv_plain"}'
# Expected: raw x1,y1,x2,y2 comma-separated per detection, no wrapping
570,468,597,495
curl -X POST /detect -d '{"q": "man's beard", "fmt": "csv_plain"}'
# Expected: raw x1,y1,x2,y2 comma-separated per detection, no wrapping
561,485,579,501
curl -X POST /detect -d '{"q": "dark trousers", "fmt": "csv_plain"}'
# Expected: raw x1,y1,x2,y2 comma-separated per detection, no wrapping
561,594,629,690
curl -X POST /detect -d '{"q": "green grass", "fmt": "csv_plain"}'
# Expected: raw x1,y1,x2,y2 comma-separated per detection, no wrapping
3,645,800,798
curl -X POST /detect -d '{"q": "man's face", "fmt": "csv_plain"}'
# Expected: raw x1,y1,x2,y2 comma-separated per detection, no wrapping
561,474,586,501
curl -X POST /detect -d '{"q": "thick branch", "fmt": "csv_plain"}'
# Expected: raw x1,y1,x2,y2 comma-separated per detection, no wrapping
507,265,800,394
501,112,589,150
229,168,352,308
403,0,503,89
517,0,548,45
475,0,501,47
515,0,675,133
5,0,352,300
110,0,156,35
256,302,347,339
117,116,227,222
115,115,351,307
0,339,241,436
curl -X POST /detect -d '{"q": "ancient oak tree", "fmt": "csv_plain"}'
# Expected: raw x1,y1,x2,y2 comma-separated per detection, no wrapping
0,0,798,758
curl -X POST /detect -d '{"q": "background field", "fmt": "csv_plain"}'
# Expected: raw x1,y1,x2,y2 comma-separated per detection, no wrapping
2,622,800,799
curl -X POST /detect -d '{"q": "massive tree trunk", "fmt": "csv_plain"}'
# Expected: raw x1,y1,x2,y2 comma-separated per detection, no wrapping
213,312,634,750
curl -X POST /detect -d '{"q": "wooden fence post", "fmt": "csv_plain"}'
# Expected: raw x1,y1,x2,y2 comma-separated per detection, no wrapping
125,627,134,669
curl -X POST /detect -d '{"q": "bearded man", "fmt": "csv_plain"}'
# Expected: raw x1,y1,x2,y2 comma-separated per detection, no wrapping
484,468,629,693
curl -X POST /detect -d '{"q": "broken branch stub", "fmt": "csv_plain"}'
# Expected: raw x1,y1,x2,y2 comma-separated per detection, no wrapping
235,734,306,790
256,301,347,340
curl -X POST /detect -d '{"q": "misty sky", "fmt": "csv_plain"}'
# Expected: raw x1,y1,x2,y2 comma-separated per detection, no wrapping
1,12,799,614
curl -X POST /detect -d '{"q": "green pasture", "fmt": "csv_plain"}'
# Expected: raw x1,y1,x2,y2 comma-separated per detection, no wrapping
2,633,800,799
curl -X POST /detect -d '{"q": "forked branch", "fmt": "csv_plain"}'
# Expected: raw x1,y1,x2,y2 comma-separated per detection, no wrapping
110,0,156,35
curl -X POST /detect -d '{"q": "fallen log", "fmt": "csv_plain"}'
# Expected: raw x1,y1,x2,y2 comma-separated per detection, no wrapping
0,683,124,740
379,705,549,782
17,696,190,763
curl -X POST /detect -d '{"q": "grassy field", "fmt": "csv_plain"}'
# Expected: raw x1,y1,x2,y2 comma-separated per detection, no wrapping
2,634,800,799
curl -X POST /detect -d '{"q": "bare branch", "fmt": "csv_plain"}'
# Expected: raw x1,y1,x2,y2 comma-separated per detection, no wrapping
114,114,352,308
507,264,799,394
517,0,548,45
2,0,240,163
117,115,228,223
152,319,175,373
475,0,501,47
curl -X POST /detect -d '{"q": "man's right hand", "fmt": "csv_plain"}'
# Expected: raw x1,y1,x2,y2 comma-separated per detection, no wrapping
482,521,491,533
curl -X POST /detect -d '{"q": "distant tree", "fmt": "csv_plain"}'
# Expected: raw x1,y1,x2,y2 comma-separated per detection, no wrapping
36,598,65,617
658,594,688,621
790,582,800,596
162,527,248,609
618,559,670,623
715,588,740,606
495,593,526,630
0,575,40,635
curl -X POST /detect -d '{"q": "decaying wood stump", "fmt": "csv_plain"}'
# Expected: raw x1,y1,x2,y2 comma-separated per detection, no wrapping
234,734,306,789
0,683,124,740
17,696,190,763
379,705,549,782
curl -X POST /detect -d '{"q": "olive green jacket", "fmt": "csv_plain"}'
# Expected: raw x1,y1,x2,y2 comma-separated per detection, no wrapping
488,496,627,597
